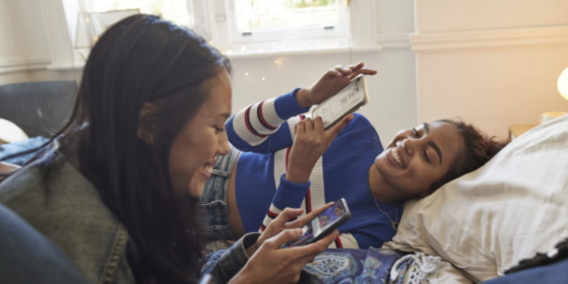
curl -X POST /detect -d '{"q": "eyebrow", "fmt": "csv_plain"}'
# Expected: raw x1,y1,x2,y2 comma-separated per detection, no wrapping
219,113,232,120
423,123,442,164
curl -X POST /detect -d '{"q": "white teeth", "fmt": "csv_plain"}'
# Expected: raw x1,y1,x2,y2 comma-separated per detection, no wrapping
391,148,404,168
201,166,213,173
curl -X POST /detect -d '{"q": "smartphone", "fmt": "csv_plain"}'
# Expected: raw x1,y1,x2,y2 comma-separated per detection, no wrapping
281,198,351,248
311,74,370,130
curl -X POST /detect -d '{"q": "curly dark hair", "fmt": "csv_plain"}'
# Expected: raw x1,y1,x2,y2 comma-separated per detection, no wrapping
429,119,510,192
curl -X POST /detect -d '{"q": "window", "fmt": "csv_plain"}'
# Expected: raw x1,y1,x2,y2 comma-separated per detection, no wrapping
226,0,348,45
85,0,191,28
235,0,340,31
71,0,353,56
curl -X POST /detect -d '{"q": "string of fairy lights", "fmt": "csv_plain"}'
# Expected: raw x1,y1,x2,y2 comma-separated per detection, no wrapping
209,40,350,83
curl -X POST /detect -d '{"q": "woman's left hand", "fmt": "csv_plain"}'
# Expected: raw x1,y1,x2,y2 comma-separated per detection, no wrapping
285,115,352,184
245,203,335,257
296,62,377,108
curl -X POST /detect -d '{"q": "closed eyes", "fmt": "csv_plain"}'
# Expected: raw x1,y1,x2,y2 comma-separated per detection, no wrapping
412,128,419,137
423,149,431,163
412,128,432,164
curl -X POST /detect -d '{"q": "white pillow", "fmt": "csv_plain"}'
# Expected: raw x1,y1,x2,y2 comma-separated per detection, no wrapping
384,115,568,282
0,118,28,144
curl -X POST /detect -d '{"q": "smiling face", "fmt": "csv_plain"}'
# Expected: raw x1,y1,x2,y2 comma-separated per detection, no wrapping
369,121,464,203
168,69,232,197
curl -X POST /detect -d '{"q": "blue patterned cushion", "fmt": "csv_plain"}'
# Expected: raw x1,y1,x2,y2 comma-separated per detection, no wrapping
299,248,404,284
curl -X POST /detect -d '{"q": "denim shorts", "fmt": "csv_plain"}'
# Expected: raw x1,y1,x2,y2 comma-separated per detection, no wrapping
200,146,241,241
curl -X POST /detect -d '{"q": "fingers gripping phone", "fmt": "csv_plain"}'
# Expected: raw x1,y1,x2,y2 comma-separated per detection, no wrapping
312,74,370,130
281,198,351,248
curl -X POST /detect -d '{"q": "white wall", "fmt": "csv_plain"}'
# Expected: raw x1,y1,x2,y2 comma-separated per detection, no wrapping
0,0,17,61
229,46,417,141
0,0,418,142
417,0,568,32
0,0,29,84
0,0,53,85
376,0,415,33
8,0,51,60
414,0,568,138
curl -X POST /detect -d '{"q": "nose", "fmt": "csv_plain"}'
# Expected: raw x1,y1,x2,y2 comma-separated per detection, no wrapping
217,132,231,156
398,138,416,156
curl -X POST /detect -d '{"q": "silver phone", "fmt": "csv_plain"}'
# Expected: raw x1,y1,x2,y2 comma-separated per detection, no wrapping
311,74,370,130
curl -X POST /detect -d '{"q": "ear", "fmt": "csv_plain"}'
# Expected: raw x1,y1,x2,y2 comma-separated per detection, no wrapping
137,102,157,145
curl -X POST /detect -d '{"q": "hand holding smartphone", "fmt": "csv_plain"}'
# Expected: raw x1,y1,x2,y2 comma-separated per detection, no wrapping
281,198,351,248
311,74,370,130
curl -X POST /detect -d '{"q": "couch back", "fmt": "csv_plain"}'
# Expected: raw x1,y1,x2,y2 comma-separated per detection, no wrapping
0,81,77,138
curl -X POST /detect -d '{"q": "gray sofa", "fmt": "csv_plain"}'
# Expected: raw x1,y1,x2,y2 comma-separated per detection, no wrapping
0,81,76,138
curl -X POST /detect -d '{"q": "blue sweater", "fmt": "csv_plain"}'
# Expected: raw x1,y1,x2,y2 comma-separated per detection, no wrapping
226,89,403,249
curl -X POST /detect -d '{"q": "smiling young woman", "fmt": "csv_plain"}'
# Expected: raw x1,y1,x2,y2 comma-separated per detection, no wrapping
199,63,509,251
369,121,465,204
0,14,340,284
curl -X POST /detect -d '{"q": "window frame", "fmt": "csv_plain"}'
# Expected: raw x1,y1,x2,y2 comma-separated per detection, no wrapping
53,0,380,68
224,0,349,45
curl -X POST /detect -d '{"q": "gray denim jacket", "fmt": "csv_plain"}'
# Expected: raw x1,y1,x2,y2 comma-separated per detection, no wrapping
0,150,255,284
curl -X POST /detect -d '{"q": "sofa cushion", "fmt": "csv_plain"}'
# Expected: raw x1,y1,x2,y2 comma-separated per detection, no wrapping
480,258,568,284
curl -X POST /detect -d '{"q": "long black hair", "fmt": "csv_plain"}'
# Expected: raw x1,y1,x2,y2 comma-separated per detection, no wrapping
3,14,231,283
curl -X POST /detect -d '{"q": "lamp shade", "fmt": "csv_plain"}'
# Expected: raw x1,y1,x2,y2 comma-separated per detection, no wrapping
559,66,568,101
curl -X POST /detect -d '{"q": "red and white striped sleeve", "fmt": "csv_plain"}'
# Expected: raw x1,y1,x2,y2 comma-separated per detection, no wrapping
226,90,311,153
231,98,284,147
258,204,284,232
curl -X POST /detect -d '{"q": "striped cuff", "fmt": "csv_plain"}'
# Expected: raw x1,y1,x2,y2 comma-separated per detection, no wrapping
260,204,284,231
274,88,311,120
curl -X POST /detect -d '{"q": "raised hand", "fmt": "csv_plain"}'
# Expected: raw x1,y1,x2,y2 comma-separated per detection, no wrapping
296,62,377,108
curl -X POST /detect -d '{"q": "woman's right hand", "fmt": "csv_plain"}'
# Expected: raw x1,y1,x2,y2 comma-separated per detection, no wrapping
296,62,377,108
230,205,339,284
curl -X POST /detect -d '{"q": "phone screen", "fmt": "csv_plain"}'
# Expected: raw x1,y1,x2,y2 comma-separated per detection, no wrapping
281,201,349,248
312,76,366,129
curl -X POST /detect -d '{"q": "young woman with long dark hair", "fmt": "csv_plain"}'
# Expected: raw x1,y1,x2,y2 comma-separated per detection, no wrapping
0,15,340,284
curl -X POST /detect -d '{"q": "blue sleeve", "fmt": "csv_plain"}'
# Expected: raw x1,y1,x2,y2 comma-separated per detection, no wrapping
272,174,311,210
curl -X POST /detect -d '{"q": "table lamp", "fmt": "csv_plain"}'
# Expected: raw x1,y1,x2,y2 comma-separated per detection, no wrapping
559,67,568,102
540,67,568,124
